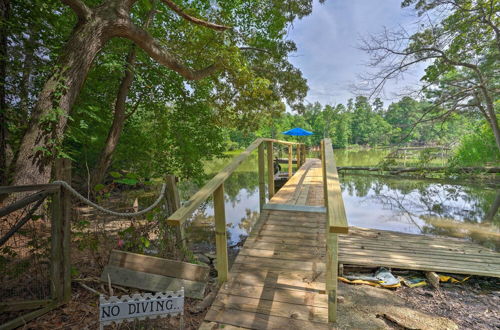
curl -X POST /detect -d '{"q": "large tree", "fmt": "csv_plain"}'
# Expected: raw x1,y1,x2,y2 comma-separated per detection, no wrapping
360,0,499,152
10,0,311,186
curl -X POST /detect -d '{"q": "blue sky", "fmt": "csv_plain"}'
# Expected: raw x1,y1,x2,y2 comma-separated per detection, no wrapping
288,0,427,107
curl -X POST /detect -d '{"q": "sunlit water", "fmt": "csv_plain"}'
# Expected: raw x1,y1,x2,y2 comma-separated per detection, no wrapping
174,148,500,251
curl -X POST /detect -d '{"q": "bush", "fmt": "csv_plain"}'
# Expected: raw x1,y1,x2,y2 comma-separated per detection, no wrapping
450,124,499,166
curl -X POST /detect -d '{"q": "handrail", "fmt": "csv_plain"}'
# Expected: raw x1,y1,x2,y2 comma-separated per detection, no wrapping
322,138,348,234
321,138,349,323
166,138,304,225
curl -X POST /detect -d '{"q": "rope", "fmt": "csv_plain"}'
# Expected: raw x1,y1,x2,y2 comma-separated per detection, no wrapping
53,180,166,217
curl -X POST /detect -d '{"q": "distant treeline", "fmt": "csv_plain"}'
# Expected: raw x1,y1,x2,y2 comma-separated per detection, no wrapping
229,96,476,149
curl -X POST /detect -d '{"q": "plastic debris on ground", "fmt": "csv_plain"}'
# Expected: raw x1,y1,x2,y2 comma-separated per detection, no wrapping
339,267,400,288
401,273,471,287
340,268,472,289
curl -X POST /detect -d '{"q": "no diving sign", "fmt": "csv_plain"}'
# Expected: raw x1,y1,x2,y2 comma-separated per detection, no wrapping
99,289,184,328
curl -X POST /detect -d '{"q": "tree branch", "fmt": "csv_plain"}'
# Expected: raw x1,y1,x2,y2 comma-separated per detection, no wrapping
117,22,223,80
61,0,91,21
240,47,273,55
161,0,231,31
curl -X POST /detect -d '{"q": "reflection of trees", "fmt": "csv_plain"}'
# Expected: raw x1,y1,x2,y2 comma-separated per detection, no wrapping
341,174,499,225
224,171,259,204
184,203,261,249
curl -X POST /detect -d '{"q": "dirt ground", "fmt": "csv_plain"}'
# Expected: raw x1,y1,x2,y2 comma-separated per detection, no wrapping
335,276,499,330
10,272,496,329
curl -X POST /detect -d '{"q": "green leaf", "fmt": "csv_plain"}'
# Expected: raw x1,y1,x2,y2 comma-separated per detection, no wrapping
109,171,122,178
115,178,138,185
94,183,106,192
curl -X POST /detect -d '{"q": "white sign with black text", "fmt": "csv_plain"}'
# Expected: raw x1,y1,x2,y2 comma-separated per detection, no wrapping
99,289,184,328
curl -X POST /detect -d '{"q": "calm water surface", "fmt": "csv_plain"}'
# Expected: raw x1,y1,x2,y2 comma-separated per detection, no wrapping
178,149,500,251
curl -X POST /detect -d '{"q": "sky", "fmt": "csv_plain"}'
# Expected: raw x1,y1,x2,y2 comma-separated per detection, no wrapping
288,0,427,107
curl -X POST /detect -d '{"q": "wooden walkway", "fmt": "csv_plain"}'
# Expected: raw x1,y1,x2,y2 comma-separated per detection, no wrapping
201,159,500,329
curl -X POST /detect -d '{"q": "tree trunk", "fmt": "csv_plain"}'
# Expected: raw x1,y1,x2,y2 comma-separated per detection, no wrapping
90,46,137,189
12,19,110,186
0,0,9,185
487,113,500,154
485,190,500,222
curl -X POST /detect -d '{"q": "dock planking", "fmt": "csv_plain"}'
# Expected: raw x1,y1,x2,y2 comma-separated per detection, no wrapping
202,159,500,329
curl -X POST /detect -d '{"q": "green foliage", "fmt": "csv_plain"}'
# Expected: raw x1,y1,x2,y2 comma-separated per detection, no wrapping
450,124,500,166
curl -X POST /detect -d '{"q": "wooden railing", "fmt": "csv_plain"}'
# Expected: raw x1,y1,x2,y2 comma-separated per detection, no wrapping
166,138,304,284
321,138,349,322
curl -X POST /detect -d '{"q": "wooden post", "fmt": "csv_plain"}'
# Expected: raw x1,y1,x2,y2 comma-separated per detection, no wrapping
258,143,266,210
326,233,338,322
296,144,301,169
288,145,293,178
165,175,185,249
302,144,306,165
213,184,228,284
267,141,274,199
53,158,72,303
50,184,62,303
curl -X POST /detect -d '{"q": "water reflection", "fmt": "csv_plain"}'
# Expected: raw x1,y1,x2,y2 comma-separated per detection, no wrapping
341,174,500,250
181,154,264,249
179,149,499,251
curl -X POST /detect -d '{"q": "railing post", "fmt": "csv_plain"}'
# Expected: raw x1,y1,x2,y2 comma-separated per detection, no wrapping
300,144,306,164
52,158,72,303
213,184,228,284
267,141,274,199
322,139,341,323
296,144,301,169
165,175,185,250
326,233,338,322
258,143,266,210
288,145,293,178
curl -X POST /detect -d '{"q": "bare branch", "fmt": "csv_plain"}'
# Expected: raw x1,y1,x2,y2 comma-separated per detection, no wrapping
240,47,273,55
161,0,231,31
117,22,222,80
61,0,92,21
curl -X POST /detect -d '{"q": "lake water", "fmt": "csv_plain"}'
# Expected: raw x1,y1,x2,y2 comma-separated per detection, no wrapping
178,148,500,251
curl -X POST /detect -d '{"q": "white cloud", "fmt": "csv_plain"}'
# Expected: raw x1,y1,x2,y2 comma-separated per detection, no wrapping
288,0,427,106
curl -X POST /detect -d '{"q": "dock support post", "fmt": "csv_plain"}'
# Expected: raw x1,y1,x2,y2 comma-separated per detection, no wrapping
214,184,228,284
288,145,293,178
165,175,186,250
296,144,301,169
301,144,306,165
321,140,339,323
267,141,274,199
326,233,338,322
258,143,266,210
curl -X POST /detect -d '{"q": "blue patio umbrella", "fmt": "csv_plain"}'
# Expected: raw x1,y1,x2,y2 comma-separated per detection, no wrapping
282,127,313,136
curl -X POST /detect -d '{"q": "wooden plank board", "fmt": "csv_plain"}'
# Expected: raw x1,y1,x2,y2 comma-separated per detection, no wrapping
101,265,206,299
236,248,499,273
205,305,331,330
228,264,326,291
108,250,210,282
212,293,329,323
263,203,326,213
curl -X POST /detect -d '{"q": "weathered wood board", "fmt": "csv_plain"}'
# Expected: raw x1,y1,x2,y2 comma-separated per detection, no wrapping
103,250,210,299
108,249,210,282
101,265,206,299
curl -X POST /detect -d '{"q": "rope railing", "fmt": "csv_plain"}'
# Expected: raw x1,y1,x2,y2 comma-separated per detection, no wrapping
53,180,167,217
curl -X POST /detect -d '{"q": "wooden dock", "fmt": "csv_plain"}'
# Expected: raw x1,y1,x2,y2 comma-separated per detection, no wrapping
201,158,500,329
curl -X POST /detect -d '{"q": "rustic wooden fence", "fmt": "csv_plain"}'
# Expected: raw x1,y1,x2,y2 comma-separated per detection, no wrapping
0,159,72,330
